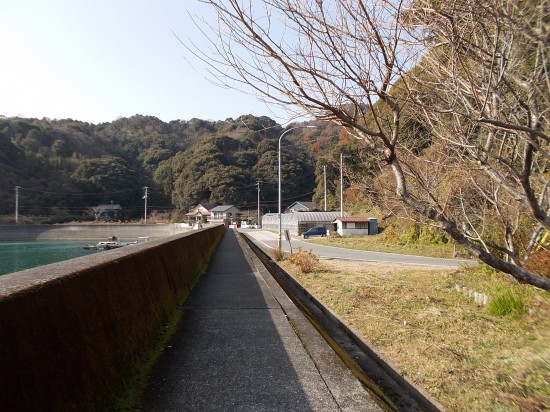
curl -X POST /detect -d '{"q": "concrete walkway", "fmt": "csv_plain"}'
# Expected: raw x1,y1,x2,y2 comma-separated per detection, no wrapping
140,230,383,411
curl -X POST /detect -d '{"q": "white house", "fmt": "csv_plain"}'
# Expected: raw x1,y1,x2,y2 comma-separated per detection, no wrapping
333,217,378,237
185,204,213,224
209,205,241,222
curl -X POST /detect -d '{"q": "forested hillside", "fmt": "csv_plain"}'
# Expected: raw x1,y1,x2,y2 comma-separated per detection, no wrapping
0,114,334,222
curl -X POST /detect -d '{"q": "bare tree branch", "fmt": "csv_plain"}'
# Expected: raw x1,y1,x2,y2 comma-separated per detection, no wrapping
188,0,550,291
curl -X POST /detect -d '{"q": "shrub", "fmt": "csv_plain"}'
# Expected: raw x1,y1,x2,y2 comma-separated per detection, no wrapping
42,210,77,224
418,226,449,245
400,223,420,245
146,210,172,224
170,209,188,223
270,248,284,262
288,248,319,273
379,223,399,243
381,220,450,246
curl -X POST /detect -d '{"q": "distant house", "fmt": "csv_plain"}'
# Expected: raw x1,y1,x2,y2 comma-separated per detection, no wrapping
285,201,318,213
333,217,378,237
209,205,241,222
185,204,213,224
92,203,122,221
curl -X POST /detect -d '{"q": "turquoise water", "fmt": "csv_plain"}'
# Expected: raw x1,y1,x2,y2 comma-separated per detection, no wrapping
0,241,101,276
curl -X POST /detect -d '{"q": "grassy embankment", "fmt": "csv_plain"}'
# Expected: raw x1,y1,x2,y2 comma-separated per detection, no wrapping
280,235,549,411
308,233,461,258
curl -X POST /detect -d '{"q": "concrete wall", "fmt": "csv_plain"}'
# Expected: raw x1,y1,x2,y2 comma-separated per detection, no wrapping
0,223,194,241
0,225,225,411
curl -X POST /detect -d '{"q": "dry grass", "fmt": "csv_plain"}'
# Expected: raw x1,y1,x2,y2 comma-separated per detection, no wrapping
309,234,460,258
279,259,550,412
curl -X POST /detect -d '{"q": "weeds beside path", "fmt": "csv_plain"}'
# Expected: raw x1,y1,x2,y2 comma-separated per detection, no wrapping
278,258,550,411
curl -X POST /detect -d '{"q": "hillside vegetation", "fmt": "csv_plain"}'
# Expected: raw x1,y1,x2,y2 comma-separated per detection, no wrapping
0,115,327,222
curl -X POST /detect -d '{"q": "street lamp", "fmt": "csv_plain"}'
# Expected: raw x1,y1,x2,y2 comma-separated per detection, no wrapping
323,164,327,211
340,153,344,217
278,125,317,250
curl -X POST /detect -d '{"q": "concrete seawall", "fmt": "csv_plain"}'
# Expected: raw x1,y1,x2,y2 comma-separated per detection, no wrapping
0,225,225,411
0,223,194,241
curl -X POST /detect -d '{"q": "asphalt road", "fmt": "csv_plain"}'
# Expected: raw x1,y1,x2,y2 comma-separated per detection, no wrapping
240,229,476,268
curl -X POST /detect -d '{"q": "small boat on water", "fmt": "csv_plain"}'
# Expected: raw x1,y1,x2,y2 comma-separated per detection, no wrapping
83,236,137,251
96,241,123,250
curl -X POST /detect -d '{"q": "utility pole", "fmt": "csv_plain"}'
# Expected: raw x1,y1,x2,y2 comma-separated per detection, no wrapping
15,186,20,224
143,187,148,224
340,153,344,217
323,165,327,211
278,125,317,250
257,180,261,228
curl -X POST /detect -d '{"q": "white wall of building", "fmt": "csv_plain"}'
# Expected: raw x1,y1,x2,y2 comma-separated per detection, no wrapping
334,220,369,237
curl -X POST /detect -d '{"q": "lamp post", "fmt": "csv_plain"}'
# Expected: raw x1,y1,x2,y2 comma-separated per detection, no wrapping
257,180,261,228
323,164,327,211
340,153,344,217
278,125,317,250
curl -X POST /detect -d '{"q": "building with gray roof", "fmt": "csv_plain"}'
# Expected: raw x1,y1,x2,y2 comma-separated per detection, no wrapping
261,211,345,235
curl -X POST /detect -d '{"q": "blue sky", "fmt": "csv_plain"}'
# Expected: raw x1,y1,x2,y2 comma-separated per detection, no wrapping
0,0,291,124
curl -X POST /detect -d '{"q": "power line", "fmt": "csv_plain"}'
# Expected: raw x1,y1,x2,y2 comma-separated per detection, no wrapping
15,186,167,198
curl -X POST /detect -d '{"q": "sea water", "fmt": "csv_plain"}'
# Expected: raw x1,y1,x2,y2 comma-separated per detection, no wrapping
0,241,101,276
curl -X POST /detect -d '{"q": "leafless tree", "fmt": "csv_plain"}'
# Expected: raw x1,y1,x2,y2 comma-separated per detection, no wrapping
404,0,550,284
405,5,547,197
87,206,101,221
188,0,550,290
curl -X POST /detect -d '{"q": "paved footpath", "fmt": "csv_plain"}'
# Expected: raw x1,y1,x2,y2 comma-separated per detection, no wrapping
140,229,383,411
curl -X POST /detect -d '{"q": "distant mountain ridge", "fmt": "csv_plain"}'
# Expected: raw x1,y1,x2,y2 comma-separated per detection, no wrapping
0,114,327,222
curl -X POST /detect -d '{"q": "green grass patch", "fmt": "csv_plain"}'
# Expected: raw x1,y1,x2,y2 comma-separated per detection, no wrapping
114,310,183,411
489,288,528,317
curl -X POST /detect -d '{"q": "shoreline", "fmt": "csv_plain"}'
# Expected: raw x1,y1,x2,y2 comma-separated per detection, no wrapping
0,224,191,241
